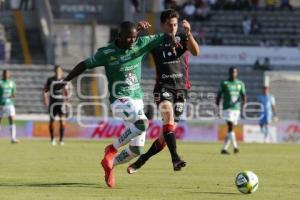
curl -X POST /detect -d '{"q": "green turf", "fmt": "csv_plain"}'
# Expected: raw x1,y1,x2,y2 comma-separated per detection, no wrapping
0,139,299,200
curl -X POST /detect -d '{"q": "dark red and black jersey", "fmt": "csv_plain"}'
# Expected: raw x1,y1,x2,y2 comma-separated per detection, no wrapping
44,76,65,105
151,33,191,90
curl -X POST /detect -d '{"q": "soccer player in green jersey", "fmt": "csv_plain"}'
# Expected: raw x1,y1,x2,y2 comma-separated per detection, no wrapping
216,66,247,154
0,70,18,143
52,21,179,188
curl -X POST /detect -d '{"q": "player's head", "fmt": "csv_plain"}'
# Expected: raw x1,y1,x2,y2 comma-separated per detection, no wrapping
117,21,138,49
160,9,179,35
263,86,269,94
229,66,238,80
54,65,63,79
2,70,10,80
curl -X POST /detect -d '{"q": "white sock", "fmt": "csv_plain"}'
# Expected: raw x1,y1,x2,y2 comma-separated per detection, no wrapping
229,131,238,149
222,134,231,150
113,123,142,149
10,124,16,141
113,147,137,167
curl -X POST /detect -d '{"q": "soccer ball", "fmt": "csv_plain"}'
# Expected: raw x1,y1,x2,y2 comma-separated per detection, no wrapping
235,171,259,194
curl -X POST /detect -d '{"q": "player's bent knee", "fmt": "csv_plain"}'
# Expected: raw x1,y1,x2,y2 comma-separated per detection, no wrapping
134,119,149,132
129,145,144,155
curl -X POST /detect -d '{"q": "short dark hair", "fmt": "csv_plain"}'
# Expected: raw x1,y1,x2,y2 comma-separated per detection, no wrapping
160,9,179,24
229,66,237,73
54,65,61,71
119,21,136,35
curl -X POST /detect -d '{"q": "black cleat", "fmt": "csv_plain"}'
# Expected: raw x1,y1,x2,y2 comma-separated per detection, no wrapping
173,160,186,171
221,149,230,155
234,148,240,154
127,158,146,174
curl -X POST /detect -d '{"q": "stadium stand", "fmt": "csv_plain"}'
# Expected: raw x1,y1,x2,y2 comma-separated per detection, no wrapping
0,10,46,64
192,10,300,46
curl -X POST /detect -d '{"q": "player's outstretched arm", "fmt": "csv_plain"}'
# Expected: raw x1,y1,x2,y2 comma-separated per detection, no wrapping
46,61,88,92
182,20,200,56
64,61,87,82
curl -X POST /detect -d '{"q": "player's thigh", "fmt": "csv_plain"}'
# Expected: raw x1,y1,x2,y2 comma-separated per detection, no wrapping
223,110,240,126
111,98,147,123
0,105,15,118
49,103,63,119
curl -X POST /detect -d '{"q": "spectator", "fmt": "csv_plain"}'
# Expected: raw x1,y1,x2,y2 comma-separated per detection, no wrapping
253,57,271,71
259,38,270,47
194,1,211,21
289,39,298,47
251,15,261,34
0,0,5,10
265,0,275,11
10,0,20,10
182,1,196,20
207,0,217,10
280,0,293,11
242,16,252,35
237,0,250,10
19,0,31,10
250,0,259,11
215,0,227,10
211,28,223,45
131,0,141,13
60,25,71,56
164,0,179,11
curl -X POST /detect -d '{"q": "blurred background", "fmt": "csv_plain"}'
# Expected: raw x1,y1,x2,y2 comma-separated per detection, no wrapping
1,0,300,143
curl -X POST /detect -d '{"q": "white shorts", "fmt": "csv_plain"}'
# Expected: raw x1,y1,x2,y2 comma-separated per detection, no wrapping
0,105,16,117
111,98,147,146
222,109,240,125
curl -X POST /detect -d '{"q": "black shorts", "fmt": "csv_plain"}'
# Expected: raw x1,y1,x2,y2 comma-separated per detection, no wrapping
49,103,66,119
153,86,187,122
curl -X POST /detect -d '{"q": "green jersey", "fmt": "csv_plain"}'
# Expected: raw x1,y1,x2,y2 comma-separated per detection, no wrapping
218,79,246,110
84,34,164,103
0,80,16,106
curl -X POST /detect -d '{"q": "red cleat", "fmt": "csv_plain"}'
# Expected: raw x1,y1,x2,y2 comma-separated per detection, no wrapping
101,144,117,188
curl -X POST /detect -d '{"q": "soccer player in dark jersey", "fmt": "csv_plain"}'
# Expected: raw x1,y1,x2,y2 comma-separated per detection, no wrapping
127,9,200,174
43,65,69,146
50,21,181,188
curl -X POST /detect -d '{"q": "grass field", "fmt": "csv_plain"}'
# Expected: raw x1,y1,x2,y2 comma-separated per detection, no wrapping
0,139,299,200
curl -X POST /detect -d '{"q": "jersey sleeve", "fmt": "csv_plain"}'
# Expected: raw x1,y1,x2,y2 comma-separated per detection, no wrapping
12,81,16,94
240,82,246,96
84,48,107,69
179,33,188,49
270,95,276,106
140,33,164,52
217,81,224,97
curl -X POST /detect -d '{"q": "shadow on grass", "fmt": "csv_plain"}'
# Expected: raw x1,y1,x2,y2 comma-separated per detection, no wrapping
187,191,240,195
0,182,104,189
